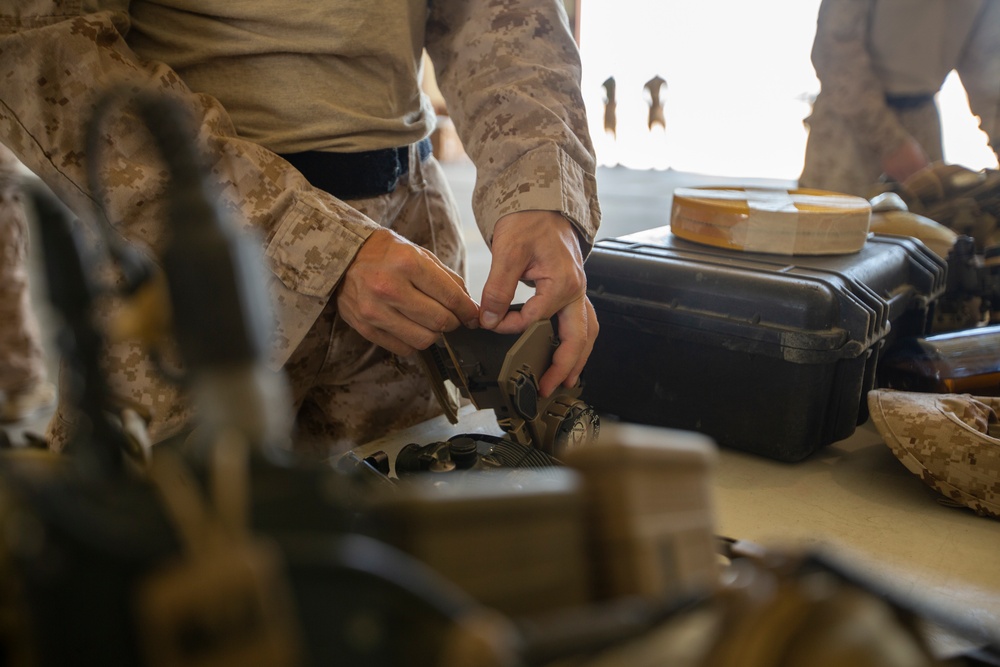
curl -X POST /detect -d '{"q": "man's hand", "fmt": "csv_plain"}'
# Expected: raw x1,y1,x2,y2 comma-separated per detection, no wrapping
336,229,480,356
881,137,931,184
480,211,599,398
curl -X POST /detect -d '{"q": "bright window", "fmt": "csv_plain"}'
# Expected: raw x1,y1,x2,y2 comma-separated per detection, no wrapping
578,1,997,179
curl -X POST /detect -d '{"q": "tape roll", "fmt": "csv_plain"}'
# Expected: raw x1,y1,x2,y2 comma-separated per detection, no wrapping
670,186,872,255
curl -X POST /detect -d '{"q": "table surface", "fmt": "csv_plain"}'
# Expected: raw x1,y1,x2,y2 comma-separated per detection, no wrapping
351,405,1000,653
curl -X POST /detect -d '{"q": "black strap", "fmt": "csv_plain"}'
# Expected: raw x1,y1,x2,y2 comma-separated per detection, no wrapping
279,137,432,200
885,93,935,110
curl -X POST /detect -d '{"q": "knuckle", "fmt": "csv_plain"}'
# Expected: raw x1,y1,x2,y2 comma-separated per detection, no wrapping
357,301,384,323
443,294,473,318
368,276,396,301
480,285,513,308
389,341,415,356
396,247,422,273
430,311,456,333
414,330,439,350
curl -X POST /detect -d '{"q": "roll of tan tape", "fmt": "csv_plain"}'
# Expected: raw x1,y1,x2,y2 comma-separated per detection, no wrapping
670,186,871,255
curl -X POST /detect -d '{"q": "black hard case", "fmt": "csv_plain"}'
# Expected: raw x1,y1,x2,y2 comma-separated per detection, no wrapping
581,228,946,462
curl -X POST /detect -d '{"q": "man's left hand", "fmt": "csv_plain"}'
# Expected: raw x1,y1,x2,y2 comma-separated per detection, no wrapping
479,211,599,398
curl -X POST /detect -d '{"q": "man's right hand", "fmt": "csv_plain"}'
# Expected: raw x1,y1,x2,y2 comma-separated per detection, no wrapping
881,137,931,185
335,229,480,356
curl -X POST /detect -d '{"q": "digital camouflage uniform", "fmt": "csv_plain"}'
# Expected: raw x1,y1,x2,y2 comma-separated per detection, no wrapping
0,143,51,420
0,1,600,456
799,0,1000,197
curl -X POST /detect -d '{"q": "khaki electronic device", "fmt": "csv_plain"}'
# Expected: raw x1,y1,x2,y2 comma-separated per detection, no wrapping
421,319,600,457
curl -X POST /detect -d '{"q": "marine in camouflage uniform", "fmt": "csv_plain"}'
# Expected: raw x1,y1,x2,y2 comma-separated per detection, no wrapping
0,1,600,457
0,143,54,423
799,0,1000,198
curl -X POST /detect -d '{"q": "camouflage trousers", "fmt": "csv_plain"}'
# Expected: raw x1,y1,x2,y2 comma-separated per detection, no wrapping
285,153,467,459
799,102,944,198
0,144,47,397
47,150,466,460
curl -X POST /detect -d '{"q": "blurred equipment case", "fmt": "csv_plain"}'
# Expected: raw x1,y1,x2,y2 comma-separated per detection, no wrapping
368,469,591,617
582,227,946,462
561,423,719,603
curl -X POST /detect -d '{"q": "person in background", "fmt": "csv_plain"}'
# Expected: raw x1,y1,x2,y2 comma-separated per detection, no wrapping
798,0,999,198
0,143,54,426
0,0,600,458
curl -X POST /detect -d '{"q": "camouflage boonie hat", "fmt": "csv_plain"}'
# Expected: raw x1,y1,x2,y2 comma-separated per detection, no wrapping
868,389,1000,520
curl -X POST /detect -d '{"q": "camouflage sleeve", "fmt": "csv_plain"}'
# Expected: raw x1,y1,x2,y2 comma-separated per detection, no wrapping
955,0,1000,157
811,0,912,159
425,0,600,256
0,5,380,363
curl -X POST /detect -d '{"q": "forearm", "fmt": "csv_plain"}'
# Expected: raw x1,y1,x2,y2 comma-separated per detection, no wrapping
426,0,600,256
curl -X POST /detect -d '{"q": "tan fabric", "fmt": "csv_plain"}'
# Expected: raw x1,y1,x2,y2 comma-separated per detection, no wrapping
0,0,599,454
800,102,944,197
0,144,47,396
425,0,600,249
127,0,436,155
47,153,463,457
0,0,599,335
868,389,1000,520
286,156,465,458
0,8,379,373
799,0,1000,197
870,0,985,96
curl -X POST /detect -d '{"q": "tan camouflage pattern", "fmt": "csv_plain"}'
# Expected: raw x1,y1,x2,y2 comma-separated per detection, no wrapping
284,155,466,458
799,0,1000,198
867,388,1000,520
426,0,600,250
0,144,47,396
50,153,465,456
1,0,597,456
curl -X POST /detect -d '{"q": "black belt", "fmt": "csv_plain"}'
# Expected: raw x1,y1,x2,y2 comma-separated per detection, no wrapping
885,93,935,110
279,137,433,200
